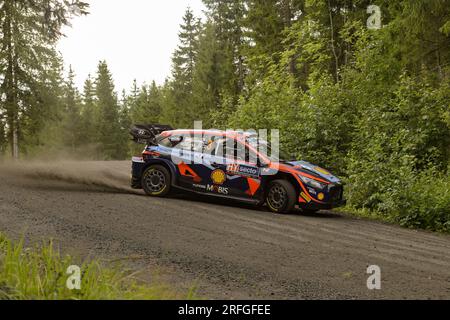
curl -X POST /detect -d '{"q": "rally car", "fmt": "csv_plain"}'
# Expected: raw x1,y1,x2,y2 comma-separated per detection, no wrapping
130,124,346,214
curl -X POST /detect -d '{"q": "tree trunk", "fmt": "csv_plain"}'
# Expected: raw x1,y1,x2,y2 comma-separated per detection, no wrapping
12,124,19,159
327,0,340,82
3,1,19,160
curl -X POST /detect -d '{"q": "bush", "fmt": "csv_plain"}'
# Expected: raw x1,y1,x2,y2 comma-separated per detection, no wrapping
381,170,450,232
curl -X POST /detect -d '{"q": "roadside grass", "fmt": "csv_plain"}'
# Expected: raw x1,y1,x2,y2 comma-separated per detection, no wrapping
335,206,450,235
0,234,198,300
335,206,392,223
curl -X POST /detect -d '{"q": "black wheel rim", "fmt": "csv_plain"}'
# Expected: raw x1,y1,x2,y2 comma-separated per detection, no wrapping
267,184,287,210
144,169,166,193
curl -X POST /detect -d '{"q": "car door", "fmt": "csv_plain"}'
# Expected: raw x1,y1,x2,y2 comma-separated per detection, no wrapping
207,137,263,199
182,134,230,196
171,133,205,190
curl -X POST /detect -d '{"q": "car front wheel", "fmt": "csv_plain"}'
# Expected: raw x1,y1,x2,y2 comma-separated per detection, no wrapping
142,165,171,197
266,180,296,214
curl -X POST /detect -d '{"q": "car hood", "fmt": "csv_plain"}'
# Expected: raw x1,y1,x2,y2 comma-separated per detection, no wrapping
286,161,342,184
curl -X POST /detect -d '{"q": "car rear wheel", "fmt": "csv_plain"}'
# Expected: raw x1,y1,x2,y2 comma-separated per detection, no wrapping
266,180,296,214
142,165,171,197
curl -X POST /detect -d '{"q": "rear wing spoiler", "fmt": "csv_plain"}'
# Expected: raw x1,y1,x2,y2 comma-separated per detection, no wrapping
130,124,173,145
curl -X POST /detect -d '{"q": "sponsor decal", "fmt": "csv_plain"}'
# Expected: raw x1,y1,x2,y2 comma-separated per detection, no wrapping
318,193,325,201
178,162,202,183
192,184,207,190
211,169,226,185
246,178,261,196
300,192,312,203
308,187,317,195
315,166,331,176
226,164,260,178
207,184,229,195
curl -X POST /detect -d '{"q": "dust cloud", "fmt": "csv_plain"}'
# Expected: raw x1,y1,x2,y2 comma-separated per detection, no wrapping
0,160,141,194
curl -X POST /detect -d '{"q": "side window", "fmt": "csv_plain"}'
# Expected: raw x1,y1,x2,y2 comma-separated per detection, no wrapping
176,134,203,153
213,138,255,164
214,138,235,159
158,136,178,148
236,141,258,164
203,135,220,155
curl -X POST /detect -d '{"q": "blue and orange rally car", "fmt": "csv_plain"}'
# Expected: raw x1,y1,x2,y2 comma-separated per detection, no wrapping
130,125,346,214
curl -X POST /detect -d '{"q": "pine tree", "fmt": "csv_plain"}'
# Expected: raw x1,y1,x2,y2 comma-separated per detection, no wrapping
172,8,200,93
188,1,247,126
165,8,201,128
21,53,66,155
243,0,304,82
159,80,179,127
123,80,139,128
119,90,131,129
130,81,162,124
129,79,139,105
203,0,247,94
80,74,97,145
95,60,127,160
191,22,226,127
147,81,162,123
61,66,83,151
0,0,88,158
119,89,133,156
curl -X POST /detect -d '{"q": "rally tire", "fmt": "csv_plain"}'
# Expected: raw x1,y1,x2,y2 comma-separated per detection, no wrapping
141,165,171,197
266,180,296,214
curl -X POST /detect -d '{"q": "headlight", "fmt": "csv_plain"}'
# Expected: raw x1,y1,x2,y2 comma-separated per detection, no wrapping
298,175,327,190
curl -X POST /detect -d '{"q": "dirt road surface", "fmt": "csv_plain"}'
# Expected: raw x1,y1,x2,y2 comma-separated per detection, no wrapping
0,161,449,299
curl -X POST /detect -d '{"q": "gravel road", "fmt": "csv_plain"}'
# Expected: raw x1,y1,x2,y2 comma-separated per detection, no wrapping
0,161,449,299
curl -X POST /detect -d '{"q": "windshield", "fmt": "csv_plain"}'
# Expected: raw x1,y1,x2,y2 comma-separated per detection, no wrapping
246,136,294,163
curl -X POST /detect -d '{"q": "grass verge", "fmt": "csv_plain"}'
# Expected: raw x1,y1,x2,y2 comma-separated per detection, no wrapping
335,206,450,235
0,233,197,300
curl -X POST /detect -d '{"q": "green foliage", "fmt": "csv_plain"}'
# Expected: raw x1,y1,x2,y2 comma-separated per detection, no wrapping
386,170,450,233
0,234,197,300
344,73,450,225
79,75,98,146
164,8,201,128
0,0,88,158
129,81,162,125
61,67,84,151
19,55,66,157
94,61,129,160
